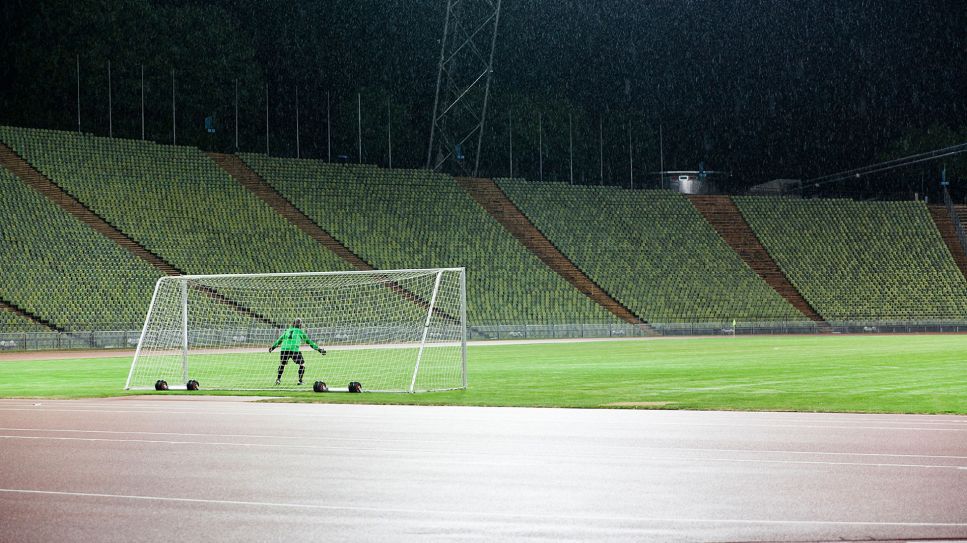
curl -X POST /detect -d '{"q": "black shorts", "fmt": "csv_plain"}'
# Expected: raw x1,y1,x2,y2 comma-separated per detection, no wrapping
279,351,305,366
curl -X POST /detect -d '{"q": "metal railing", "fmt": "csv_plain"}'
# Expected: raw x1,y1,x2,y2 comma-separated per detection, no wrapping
0,330,143,352
3,319,967,352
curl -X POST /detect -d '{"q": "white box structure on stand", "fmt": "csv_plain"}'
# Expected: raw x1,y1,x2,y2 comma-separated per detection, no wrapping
125,268,467,392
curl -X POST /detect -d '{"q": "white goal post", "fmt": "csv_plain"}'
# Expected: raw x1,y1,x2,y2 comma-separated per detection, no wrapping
125,268,467,392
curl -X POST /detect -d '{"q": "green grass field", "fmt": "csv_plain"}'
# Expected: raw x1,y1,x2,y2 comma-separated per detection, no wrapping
1,335,965,413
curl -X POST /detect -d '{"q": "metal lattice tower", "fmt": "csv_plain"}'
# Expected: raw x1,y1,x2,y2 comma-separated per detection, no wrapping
426,0,502,176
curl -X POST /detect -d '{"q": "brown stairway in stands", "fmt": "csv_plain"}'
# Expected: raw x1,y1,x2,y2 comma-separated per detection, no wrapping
456,177,656,334
207,153,456,322
688,195,828,329
0,143,280,328
207,153,374,271
927,205,967,280
0,142,180,276
0,298,62,332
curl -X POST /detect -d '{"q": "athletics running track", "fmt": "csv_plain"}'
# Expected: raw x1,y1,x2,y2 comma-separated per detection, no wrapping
0,398,965,542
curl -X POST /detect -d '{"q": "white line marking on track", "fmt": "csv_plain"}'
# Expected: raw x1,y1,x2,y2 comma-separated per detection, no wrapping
2,488,966,527
2,427,967,461
2,434,965,470
5,400,967,422
1,407,966,432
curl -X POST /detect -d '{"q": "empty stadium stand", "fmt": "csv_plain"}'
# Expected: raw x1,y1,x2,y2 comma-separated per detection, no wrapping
238,156,619,325
0,301,53,332
0,141,179,275
688,195,826,326
497,180,807,325
457,177,655,332
0,165,163,330
2,125,965,337
207,152,374,271
0,127,351,278
735,197,967,322
927,205,967,279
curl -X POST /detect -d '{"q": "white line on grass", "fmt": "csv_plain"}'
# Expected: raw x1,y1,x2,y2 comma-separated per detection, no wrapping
0,336,659,362
2,434,965,470
1,488,965,528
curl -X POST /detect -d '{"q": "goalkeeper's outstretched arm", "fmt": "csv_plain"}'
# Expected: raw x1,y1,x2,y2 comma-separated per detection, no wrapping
304,333,325,355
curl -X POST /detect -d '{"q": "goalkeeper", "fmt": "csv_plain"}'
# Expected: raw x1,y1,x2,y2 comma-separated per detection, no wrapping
269,319,325,385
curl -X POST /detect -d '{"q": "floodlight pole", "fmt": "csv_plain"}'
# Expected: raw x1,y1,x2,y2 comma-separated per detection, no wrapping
659,123,664,189
265,83,270,155
628,123,634,189
386,100,392,168
295,86,300,159
76,55,81,133
426,0,503,175
508,109,513,177
171,69,176,145
357,92,362,163
599,117,604,185
141,65,145,140
473,0,501,176
426,4,451,170
569,112,573,184
234,78,239,150
107,60,112,138
538,112,543,182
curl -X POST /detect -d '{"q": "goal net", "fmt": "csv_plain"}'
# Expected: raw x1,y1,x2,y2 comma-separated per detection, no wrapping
125,268,467,392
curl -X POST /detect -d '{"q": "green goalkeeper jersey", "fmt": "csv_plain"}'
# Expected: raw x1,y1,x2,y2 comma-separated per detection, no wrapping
271,327,321,351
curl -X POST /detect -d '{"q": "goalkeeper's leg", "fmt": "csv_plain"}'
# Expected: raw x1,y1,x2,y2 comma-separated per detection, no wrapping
296,354,306,385
276,353,289,385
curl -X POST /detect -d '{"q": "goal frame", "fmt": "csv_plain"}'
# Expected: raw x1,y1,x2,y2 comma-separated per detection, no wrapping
124,268,468,393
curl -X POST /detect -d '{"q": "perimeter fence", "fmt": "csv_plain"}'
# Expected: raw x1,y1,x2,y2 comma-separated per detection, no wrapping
3,319,967,352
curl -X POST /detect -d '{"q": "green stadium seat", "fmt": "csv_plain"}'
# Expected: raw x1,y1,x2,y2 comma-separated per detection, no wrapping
497,179,807,324
239,155,618,325
0,126,351,279
735,196,967,322
0,308,49,333
0,165,162,330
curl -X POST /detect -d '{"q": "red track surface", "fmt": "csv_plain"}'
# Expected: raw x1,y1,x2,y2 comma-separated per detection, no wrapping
0,398,965,542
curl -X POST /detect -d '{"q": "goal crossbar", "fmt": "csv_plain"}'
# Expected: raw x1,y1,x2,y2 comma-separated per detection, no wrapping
166,268,467,280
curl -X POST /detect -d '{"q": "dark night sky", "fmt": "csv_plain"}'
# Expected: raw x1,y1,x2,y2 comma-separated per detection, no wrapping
1,0,964,190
